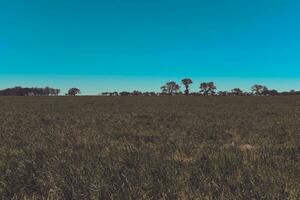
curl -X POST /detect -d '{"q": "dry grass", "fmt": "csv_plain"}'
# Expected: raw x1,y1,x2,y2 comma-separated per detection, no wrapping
0,96,299,199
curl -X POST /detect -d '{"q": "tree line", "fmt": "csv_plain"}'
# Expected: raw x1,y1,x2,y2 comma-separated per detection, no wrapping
102,78,300,96
0,87,80,96
0,87,60,96
0,78,299,96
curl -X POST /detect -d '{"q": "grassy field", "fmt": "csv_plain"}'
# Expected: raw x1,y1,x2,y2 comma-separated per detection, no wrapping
0,96,299,200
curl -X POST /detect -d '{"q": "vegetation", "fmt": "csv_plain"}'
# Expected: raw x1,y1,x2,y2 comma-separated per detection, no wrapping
67,88,81,96
0,78,300,96
199,82,217,96
0,96,299,199
181,78,193,95
160,81,181,95
0,86,60,96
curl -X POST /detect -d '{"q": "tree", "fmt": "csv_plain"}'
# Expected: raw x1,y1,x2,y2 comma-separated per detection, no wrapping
181,78,193,95
160,85,168,94
251,85,268,95
218,91,229,96
48,88,60,96
112,92,119,96
200,82,216,95
54,89,60,96
268,89,279,96
43,87,51,96
132,90,142,96
120,91,131,96
161,82,180,95
166,81,180,95
231,88,243,96
68,88,81,96
207,82,217,95
199,82,208,95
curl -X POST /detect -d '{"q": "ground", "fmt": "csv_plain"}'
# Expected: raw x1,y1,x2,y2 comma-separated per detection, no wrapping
0,96,299,199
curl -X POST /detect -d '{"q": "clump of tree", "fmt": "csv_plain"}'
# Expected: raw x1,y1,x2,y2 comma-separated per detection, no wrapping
101,92,119,96
100,91,158,96
0,86,60,96
281,90,300,96
251,84,268,96
132,90,142,96
251,85,279,96
199,82,217,95
119,91,131,96
160,81,180,95
142,92,157,96
231,88,243,96
67,88,81,96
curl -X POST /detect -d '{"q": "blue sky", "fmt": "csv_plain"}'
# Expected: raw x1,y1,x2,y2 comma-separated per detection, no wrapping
0,0,300,94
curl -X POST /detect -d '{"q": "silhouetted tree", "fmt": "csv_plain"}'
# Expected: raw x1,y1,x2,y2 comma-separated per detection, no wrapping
231,88,243,96
200,82,216,95
218,91,229,96
0,86,60,96
112,92,119,96
267,89,279,96
50,88,60,96
160,85,168,94
251,84,266,95
144,92,157,96
119,91,131,96
181,78,193,95
161,82,180,95
132,90,142,96
167,81,180,95
68,88,81,96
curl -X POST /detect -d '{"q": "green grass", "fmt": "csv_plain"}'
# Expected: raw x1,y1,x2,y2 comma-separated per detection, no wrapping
0,96,299,199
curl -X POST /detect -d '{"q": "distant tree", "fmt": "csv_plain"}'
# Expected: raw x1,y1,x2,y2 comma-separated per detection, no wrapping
119,91,131,96
160,85,168,94
262,86,269,95
132,90,142,96
268,89,279,96
166,81,180,95
208,82,217,95
53,89,60,96
251,84,265,95
181,78,193,95
43,87,51,96
47,88,60,96
200,82,216,95
161,82,180,95
68,88,81,96
149,92,157,96
218,91,229,96
231,88,243,96
199,82,208,95
112,92,119,96
0,86,60,96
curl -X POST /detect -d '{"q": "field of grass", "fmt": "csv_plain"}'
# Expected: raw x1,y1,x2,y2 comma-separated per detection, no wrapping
0,96,299,199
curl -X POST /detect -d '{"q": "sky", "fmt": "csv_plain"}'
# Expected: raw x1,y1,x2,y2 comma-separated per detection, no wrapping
0,0,300,94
